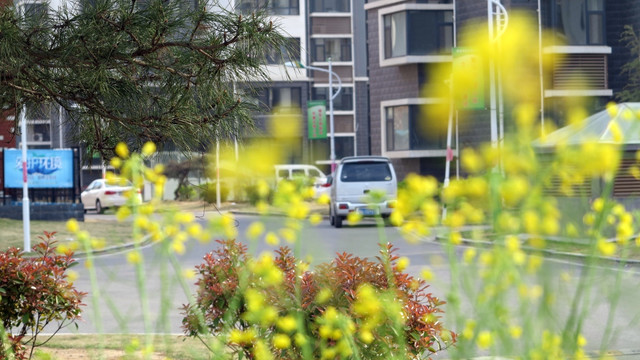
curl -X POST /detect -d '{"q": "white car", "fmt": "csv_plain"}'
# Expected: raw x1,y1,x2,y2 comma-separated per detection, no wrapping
274,164,330,198
81,178,142,213
329,156,398,228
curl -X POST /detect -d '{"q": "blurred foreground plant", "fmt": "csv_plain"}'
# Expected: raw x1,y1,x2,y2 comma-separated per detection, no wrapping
0,233,85,360
181,239,454,360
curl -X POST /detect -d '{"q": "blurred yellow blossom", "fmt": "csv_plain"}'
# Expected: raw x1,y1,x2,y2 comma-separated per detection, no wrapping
246,221,265,240
115,142,129,158
127,251,142,264
141,142,156,157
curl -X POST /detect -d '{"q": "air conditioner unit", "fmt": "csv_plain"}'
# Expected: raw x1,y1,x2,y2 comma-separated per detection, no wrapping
32,133,43,142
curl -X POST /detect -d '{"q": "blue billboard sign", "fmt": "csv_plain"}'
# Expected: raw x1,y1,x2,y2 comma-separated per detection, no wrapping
3,149,74,188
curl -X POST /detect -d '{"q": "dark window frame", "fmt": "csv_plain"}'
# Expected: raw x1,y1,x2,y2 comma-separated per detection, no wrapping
266,38,301,64
383,9,453,59
310,38,352,62
310,0,350,13
311,87,353,111
385,104,446,151
237,0,299,15
548,0,605,46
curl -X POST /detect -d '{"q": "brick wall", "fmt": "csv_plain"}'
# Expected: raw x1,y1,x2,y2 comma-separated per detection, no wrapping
366,8,422,156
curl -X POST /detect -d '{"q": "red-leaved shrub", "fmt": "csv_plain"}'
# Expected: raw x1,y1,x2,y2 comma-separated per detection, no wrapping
182,238,455,359
0,232,85,360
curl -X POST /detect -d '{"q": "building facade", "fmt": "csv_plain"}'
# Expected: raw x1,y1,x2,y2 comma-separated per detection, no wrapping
365,0,640,180
5,0,640,184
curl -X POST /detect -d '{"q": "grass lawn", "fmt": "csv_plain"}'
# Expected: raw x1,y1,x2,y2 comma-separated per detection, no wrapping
33,334,212,360
0,218,134,251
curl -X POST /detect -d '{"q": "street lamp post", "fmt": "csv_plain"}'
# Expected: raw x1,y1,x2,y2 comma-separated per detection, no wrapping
286,58,342,172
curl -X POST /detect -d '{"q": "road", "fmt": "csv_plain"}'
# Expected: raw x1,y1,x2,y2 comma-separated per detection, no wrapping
60,213,640,357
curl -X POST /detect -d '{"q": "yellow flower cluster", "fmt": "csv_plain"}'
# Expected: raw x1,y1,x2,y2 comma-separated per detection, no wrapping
317,307,356,358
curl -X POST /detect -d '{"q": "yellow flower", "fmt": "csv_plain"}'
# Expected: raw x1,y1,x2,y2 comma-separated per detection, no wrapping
67,270,79,283
347,211,362,225
134,216,150,229
317,193,330,205
171,240,186,255
476,330,493,349
450,232,462,245
116,206,132,221
182,269,196,280
175,212,195,224
316,288,332,304
597,239,617,256
272,334,291,349
421,267,434,281
503,236,519,252
396,256,410,271
509,325,522,339
279,228,297,243
277,316,297,333
187,224,202,237
390,211,404,226
127,251,142,265
461,148,484,173
66,218,79,233
577,334,587,347
115,142,129,158
309,213,323,226
359,329,374,344
463,248,477,264
142,142,156,157
265,232,280,246
246,221,265,240
110,157,122,169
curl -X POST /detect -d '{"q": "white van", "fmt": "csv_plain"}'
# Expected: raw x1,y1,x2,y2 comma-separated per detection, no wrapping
274,164,330,198
329,156,397,228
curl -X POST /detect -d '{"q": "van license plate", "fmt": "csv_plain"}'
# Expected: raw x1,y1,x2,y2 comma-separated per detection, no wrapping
359,208,375,216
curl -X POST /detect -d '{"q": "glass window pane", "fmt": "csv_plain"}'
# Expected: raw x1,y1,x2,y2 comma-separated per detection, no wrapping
392,106,410,151
312,88,353,111
391,12,407,57
587,0,603,11
588,14,603,44
341,162,391,182
557,0,588,45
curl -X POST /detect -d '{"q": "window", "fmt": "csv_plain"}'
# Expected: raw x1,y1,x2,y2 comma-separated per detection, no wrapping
266,38,301,64
549,0,605,45
311,39,352,62
341,162,392,182
385,105,445,151
383,10,453,59
237,0,299,15
310,0,349,12
25,103,51,145
254,87,302,110
311,87,353,111
310,136,355,159
22,2,48,23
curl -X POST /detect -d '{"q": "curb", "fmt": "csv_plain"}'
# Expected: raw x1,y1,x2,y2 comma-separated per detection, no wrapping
434,233,640,266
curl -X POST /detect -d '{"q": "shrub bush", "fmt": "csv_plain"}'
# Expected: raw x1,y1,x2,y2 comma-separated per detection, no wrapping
198,182,230,204
0,232,85,360
181,238,454,359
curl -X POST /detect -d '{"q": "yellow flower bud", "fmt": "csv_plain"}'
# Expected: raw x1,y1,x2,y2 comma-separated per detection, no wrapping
142,142,156,157
66,218,79,233
115,142,129,158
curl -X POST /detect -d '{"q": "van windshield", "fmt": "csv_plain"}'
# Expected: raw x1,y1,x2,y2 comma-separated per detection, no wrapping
340,162,392,182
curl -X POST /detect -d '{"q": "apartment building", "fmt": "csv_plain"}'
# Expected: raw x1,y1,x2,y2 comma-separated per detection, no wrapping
365,0,640,180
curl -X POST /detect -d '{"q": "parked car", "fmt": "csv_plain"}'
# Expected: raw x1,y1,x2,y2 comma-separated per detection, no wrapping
81,178,142,213
329,156,398,228
274,164,330,198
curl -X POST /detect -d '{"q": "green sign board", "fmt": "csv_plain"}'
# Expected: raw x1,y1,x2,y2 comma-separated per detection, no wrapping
452,47,485,110
308,100,327,139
